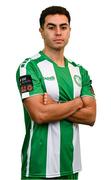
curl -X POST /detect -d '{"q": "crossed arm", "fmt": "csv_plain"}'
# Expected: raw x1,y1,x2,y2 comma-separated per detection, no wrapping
23,93,96,126
68,96,96,126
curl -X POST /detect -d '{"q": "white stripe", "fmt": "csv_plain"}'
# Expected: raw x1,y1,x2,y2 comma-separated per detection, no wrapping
26,121,34,177
20,66,26,76
31,53,41,60
38,60,60,177
68,63,81,98
73,125,82,171
38,60,59,101
46,122,60,177
20,58,32,71
68,62,82,172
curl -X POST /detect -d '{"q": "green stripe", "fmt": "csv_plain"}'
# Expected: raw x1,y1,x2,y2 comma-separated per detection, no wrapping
24,60,48,176
60,121,73,176
29,123,48,176
21,120,32,176
54,65,73,102
22,173,78,179
53,63,74,176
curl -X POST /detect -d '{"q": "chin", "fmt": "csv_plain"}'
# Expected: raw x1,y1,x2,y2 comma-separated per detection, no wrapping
54,47,63,51
53,45,65,51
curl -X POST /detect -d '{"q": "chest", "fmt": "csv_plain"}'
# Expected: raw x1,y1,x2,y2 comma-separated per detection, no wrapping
37,60,82,101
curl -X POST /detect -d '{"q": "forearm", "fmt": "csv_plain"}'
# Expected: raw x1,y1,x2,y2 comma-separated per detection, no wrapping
24,96,83,124
68,106,96,126
38,97,83,123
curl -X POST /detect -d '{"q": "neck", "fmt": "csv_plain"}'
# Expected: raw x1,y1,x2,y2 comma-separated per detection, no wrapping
43,47,65,66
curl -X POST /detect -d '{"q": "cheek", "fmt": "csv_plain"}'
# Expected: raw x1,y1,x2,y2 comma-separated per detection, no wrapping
64,32,70,42
44,32,53,42
67,31,70,38
41,30,48,39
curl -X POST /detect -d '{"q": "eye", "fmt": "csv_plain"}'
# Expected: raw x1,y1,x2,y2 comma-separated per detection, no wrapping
61,26,68,30
48,26,55,30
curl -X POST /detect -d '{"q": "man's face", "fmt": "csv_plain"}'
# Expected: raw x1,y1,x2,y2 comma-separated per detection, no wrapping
39,14,71,50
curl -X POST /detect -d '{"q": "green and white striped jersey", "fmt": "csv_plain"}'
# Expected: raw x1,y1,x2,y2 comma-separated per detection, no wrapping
16,51,94,179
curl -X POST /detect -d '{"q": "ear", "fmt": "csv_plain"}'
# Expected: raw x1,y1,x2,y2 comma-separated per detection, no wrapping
39,28,44,39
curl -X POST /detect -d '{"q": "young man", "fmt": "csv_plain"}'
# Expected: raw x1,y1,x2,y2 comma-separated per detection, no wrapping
16,6,96,180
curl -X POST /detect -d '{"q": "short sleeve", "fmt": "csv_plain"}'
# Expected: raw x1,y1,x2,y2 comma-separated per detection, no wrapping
16,60,44,99
79,66,95,98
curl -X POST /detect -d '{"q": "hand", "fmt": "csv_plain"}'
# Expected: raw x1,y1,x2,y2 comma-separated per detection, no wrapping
74,97,84,110
43,93,57,105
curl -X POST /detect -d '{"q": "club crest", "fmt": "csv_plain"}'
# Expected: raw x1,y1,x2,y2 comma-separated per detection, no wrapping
74,75,82,87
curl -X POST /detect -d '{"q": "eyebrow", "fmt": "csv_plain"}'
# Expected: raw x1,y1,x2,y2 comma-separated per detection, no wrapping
46,23,69,27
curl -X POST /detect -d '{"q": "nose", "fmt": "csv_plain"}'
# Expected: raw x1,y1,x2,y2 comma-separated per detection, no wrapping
55,27,61,36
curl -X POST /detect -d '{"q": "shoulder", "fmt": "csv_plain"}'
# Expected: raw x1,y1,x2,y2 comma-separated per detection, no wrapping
16,52,43,72
67,59,89,78
67,59,87,71
67,58,78,67
21,52,42,67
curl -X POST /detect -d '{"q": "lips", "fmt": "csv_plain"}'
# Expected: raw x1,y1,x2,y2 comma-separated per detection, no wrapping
54,39,63,41
53,39,64,43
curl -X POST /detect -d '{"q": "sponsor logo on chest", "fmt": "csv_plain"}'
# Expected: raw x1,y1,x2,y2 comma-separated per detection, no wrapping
44,76,55,81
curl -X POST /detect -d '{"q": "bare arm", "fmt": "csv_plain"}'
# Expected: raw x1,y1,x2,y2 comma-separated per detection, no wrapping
68,96,96,126
43,94,96,126
23,94,83,124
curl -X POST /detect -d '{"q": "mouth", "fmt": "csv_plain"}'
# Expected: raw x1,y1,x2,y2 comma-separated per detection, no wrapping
53,39,64,43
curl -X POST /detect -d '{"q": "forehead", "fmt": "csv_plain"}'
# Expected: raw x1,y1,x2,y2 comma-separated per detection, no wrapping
44,14,69,26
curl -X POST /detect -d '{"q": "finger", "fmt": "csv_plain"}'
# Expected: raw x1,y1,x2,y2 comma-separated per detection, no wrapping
43,93,48,104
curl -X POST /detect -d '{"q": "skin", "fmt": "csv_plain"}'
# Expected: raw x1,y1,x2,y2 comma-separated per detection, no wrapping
39,14,71,66
23,14,96,125
43,93,96,126
23,95,83,124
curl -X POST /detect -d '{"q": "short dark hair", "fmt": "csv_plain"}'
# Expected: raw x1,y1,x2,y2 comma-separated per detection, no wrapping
39,6,71,28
